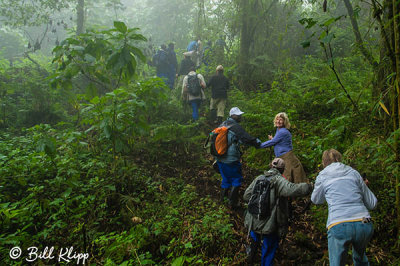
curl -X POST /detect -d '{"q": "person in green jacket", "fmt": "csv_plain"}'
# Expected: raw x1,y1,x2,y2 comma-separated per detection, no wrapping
243,158,312,265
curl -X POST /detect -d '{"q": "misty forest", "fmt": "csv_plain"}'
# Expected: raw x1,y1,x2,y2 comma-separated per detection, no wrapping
1,0,400,265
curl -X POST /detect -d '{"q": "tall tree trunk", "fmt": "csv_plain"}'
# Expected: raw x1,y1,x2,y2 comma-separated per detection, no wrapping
237,0,259,90
77,0,85,35
238,0,250,89
195,0,205,39
392,0,400,242
343,0,380,99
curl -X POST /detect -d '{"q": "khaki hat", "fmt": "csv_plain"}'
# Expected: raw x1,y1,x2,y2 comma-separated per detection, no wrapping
216,65,224,71
271,158,285,169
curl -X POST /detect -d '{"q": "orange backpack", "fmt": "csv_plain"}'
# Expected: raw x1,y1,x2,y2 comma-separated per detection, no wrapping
205,126,232,156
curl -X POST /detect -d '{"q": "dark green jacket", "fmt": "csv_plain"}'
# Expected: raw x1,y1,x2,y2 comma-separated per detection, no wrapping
244,168,311,237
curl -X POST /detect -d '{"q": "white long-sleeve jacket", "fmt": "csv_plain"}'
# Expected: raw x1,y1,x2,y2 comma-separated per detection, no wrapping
311,162,377,229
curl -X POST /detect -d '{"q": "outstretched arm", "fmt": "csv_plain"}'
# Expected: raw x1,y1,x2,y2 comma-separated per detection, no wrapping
276,176,312,198
231,124,261,147
260,129,286,148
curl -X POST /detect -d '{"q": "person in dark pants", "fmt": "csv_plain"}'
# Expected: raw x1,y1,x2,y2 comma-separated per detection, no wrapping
244,158,312,265
152,44,169,85
207,65,229,124
166,43,178,89
216,107,262,208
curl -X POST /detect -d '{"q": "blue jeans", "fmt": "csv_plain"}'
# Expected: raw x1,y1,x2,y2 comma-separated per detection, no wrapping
250,231,279,266
189,99,201,120
328,221,373,266
217,161,243,188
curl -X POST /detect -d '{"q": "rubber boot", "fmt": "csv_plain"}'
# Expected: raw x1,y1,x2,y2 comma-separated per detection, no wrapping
246,236,259,265
229,186,240,209
220,188,229,202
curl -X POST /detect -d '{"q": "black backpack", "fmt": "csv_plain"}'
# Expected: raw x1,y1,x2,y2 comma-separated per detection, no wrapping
248,176,272,220
187,74,202,96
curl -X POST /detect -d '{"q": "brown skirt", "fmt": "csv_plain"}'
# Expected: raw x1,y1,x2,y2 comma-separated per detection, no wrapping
279,150,308,183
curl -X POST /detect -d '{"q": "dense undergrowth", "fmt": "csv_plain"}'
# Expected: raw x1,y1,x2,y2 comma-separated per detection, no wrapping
1,39,399,265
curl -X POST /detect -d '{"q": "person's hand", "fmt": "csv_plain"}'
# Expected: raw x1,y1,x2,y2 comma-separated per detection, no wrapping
364,178,369,186
268,135,273,140
175,74,178,78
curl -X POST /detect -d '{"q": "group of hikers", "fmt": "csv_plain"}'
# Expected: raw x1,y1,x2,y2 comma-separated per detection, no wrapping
212,109,377,266
151,39,229,123
150,39,377,265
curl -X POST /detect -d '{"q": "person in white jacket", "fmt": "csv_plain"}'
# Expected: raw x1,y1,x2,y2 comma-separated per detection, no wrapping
311,149,377,266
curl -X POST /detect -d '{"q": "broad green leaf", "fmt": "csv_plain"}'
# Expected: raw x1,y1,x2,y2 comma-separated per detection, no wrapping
322,18,335,27
84,54,96,63
130,47,146,62
71,45,85,51
299,18,317,29
319,31,327,40
114,21,127,33
171,256,185,266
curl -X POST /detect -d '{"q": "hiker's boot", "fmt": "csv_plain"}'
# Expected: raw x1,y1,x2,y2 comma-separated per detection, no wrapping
210,109,217,123
229,186,240,209
246,237,259,265
220,188,229,202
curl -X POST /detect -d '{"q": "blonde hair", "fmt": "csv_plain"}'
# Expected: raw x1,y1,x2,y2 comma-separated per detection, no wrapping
274,112,291,129
322,149,342,168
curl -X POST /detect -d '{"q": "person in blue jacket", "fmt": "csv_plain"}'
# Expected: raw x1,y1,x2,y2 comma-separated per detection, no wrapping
311,149,377,266
260,112,307,183
166,43,178,89
216,107,263,208
152,44,169,85
187,40,198,52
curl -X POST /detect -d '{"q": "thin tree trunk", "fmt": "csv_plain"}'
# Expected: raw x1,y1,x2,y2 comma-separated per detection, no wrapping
343,0,378,68
392,0,400,242
77,0,85,35
195,0,205,39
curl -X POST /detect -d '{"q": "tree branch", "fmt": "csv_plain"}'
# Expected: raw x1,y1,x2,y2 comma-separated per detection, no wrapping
322,41,361,115
24,52,49,76
343,0,379,68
